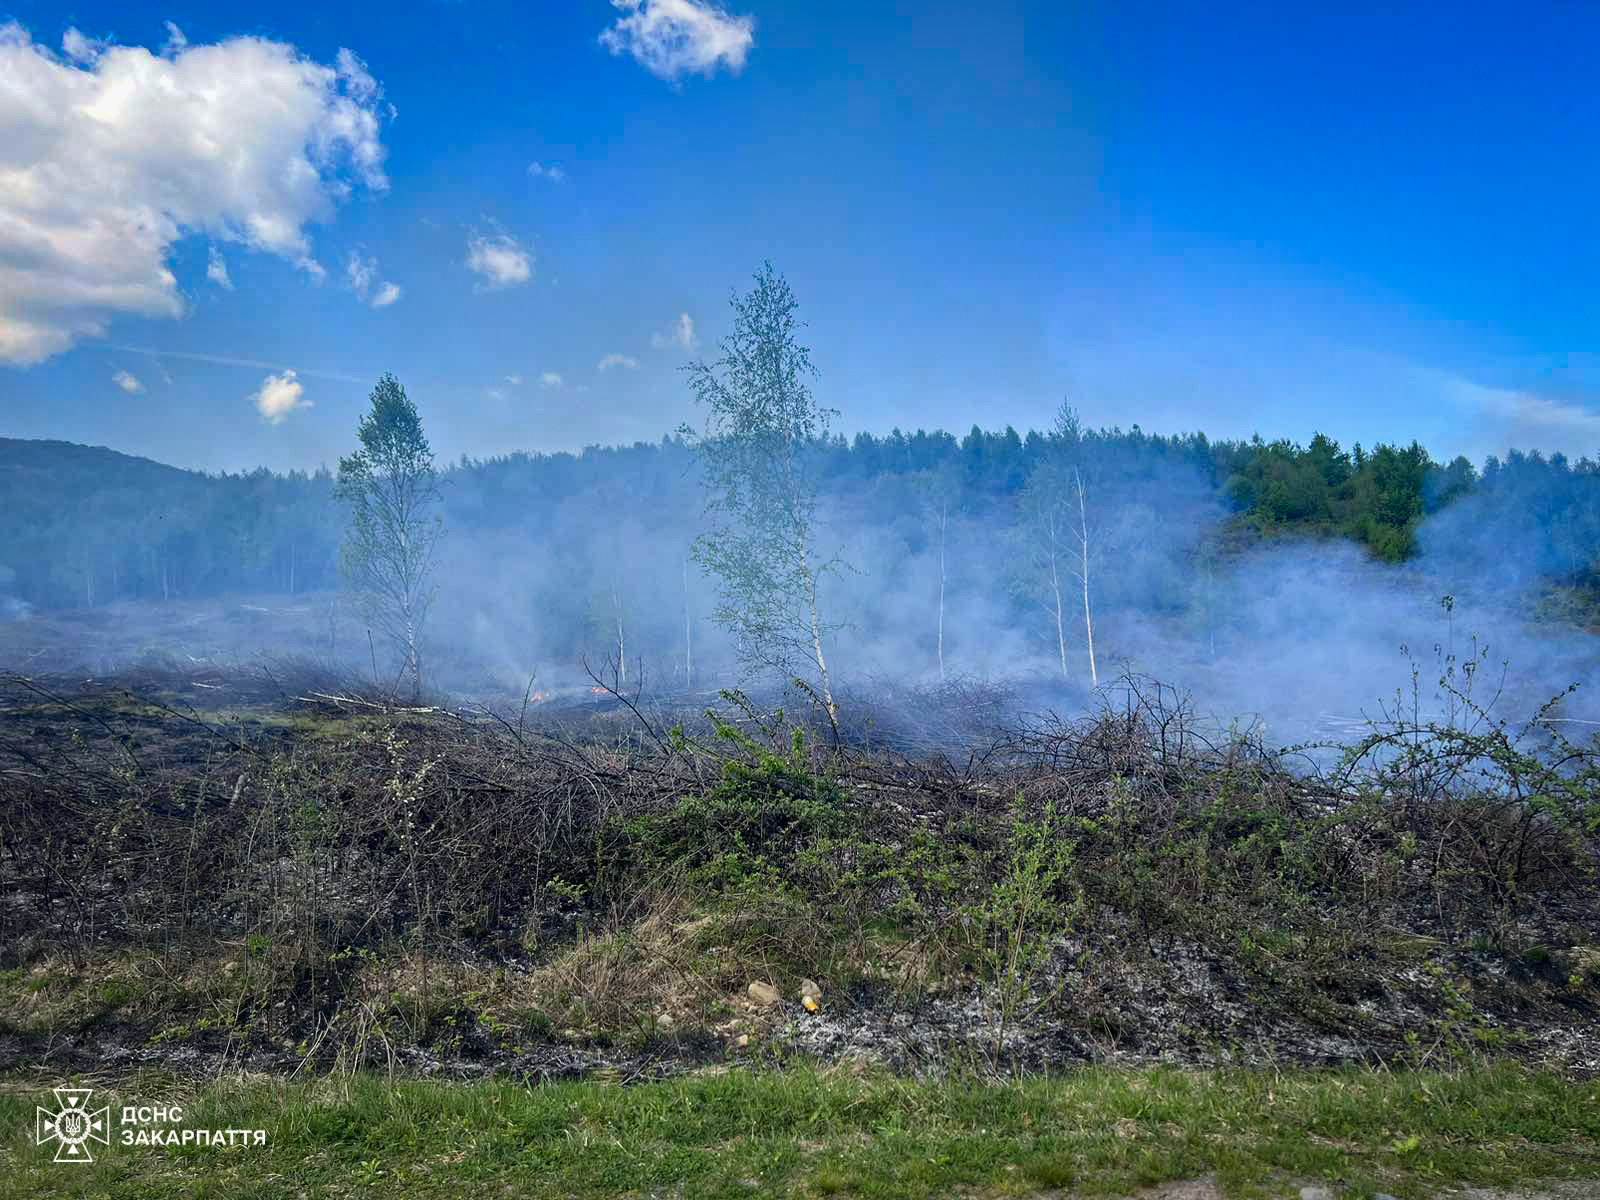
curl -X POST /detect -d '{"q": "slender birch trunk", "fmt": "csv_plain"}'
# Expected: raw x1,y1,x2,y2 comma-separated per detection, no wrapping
1050,556,1067,678
1074,467,1098,687
936,507,947,683
806,568,837,723
404,614,420,700
611,583,626,683
682,556,693,689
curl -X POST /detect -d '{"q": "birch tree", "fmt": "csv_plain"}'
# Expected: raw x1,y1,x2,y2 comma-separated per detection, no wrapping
1069,463,1098,685
1054,402,1099,686
1014,462,1073,678
1015,402,1100,684
336,374,442,700
681,554,694,689
920,462,962,682
683,263,843,721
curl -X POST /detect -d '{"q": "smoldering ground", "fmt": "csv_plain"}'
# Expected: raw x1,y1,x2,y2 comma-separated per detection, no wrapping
0,437,1595,752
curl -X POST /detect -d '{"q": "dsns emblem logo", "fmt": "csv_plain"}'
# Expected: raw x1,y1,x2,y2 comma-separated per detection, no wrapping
36,1088,110,1163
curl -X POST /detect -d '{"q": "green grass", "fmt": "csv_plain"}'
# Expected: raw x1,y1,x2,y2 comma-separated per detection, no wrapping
0,1064,1595,1198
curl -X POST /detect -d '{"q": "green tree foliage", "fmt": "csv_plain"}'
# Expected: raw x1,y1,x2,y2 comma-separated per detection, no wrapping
335,375,443,699
1224,433,1445,562
682,264,845,719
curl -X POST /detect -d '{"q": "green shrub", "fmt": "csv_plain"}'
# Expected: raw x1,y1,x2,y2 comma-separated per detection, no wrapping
626,723,848,891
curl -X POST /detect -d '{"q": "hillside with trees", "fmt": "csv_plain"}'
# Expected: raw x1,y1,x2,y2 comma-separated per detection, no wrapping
4,429,1596,591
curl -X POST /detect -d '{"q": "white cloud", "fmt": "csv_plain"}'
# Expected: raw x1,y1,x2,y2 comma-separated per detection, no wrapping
597,353,639,371
465,232,532,289
111,368,143,393
61,28,104,64
505,373,522,385
346,251,375,294
334,48,380,104
527,161,566,182
651,311,697,350
1436,370,1600,459
540,371,563,388
346,249,401,307
112,344,364,382
0,22,390,365
486,387,507,401
207,246,233,290
598,0,754,80
251,369,309,424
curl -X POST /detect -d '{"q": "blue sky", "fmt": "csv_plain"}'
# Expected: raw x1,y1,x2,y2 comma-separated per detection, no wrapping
1,0,1598,472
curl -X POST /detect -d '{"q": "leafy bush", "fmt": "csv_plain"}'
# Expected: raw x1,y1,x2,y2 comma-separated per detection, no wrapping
626,721,847,891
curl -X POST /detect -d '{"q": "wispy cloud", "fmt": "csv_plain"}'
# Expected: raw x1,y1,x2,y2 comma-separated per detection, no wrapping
111,369,144,394
60,27,106,64
111,344,366,384
651,311,698,350
527,161,566,182
598,0,755,81
465,231,533,289
251,369,310,424
1436,370,1600,459
347,250,402,308
206,246,233,290
597,353,639,372
540,371,564,388
347,252,375,295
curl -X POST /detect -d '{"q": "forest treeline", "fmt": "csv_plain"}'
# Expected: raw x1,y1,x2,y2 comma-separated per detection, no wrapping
1,423,1597,634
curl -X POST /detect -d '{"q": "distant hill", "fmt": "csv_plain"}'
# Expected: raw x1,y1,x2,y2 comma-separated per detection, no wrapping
0,436,331,609
0,439,216,592
0,436,206,499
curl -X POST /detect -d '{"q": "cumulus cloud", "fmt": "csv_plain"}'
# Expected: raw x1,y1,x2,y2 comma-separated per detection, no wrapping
540,371,563,388
111,369,143,393
207,246,233,290
0,22,391,365
597,353,639,372
346,249,402,308
651,311,697,350
251,369,309,424
598,0,754,80
527,161,566,182
465,232,532,289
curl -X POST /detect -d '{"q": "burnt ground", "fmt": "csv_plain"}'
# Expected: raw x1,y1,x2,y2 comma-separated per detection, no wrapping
1,662,1598,1086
